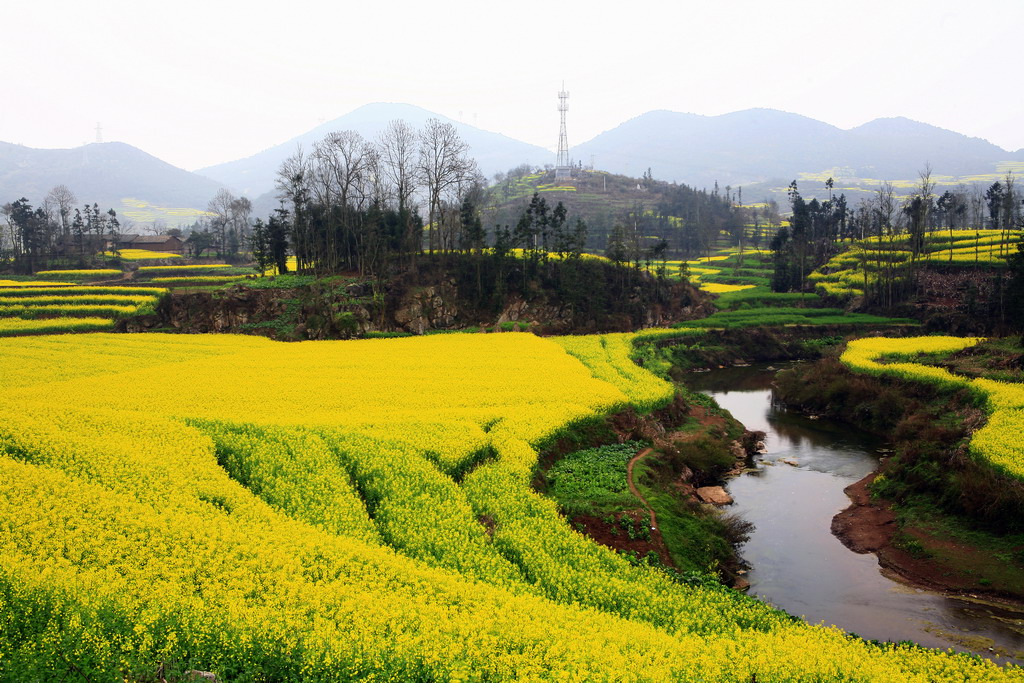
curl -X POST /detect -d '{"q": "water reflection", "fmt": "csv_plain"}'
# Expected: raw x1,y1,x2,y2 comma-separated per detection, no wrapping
686,365,1024,665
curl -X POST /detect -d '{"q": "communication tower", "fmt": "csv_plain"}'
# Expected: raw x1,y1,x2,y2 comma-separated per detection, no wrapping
95,123,103,144
555,84,571,179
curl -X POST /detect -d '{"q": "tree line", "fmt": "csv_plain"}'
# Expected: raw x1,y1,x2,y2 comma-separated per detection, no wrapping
769,167,1024,323
483,168,758,264
1,186,121,273
265,118,481,277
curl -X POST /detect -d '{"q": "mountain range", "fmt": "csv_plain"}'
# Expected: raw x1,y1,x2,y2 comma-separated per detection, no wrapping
0,140,225,214
573,108,1024,190
197,103,552,199
3,103,1021,224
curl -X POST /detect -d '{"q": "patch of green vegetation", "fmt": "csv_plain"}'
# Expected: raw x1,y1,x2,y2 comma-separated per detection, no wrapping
617,514,652,541
706,267,773,279
892,531,931,559
714,287,821,310
633,460,751,575
929,337,1024,383
238,297,303,339
683,388,728,418
890,502,1024,593
674,434,738,472
545,442,645,516
673,307,916,329
241,274,318,289
424,328,473,335
362,331,413,339
631,339,676,380
709,275,771,287
801,335,846,353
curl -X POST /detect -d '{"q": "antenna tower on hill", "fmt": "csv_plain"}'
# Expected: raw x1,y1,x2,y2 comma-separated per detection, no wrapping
95,122,103,144
555,83,571,180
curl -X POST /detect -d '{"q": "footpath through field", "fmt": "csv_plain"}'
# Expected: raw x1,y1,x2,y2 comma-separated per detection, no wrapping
626,447,658,530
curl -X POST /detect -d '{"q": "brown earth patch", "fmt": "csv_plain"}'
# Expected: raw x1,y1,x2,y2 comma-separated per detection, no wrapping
831,473,897,553
833,472,1024,606
570,511,673,567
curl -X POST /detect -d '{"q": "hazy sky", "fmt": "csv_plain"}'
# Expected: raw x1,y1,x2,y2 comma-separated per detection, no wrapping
4,0,1022,172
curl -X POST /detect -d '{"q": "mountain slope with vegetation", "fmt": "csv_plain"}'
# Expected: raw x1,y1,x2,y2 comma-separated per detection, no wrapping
573,109,1020,200
0,141,226,216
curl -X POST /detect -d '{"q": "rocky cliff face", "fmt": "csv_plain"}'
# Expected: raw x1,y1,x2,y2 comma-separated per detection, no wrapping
120,269,714,339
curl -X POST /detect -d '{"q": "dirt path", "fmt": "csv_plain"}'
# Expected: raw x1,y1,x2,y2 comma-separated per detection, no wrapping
626,447,658,530
625,403,730,531
84,270,134,286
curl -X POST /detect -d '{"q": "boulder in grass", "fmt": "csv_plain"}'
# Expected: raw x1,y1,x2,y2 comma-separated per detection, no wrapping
695,486,733,505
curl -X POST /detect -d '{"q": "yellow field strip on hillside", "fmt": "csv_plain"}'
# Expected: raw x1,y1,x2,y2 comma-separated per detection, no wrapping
0,304,141,317
116,249,183,260
702,283,756,294
0,317,115,336
0,280,79,287
0,332,1016,680
148,276,249,284
34,269,123,279
0,295,158,306
0,285,164,296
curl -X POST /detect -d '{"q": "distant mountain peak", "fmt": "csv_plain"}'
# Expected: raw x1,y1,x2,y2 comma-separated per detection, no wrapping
572,107,1012,189
198,102,553,198
0,140,225,212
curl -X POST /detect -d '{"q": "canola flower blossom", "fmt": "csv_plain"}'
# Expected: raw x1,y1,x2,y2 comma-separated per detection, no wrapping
116,248,183,260
0,316,114,336
148,276,250,285
0,284,164,334
0,279,78,288
34,268,123,278
701,282,756,294
0,331,1019,681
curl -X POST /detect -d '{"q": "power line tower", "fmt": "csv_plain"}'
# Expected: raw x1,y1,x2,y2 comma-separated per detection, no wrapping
555,84,571,180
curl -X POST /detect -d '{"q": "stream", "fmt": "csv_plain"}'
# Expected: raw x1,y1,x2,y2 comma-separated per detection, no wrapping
686,363,1024,665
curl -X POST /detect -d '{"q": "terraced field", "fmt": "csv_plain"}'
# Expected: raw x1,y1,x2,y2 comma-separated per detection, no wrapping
660,247,915,330
0,281,165,336
810,229,1023,300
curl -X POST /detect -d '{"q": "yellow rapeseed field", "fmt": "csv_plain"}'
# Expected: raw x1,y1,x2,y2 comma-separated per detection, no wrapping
0,331,1019,680
116,248,183,260
842,336,1024,479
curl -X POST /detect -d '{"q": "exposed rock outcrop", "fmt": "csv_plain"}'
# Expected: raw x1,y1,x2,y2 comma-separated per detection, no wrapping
119,258,715,339
695,486,733,506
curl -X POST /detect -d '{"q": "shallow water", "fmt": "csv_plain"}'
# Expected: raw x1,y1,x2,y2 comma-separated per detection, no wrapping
687,364,1024,665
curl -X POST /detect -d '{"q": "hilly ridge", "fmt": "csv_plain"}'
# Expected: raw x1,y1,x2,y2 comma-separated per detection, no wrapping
573,109,1019,190
3,105,1021,225
197,103,554,198
0,141,226,215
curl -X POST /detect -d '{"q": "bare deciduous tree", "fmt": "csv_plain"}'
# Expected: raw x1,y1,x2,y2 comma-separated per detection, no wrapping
275,147,312,271
418,118,476,253
377,120,419,213
207,188,237,256
44,185,77,252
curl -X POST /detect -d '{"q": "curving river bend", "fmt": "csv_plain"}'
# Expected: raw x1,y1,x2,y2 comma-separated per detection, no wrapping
686,363,1024,666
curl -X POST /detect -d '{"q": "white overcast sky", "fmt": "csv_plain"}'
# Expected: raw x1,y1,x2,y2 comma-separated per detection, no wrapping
3,0,1022,172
